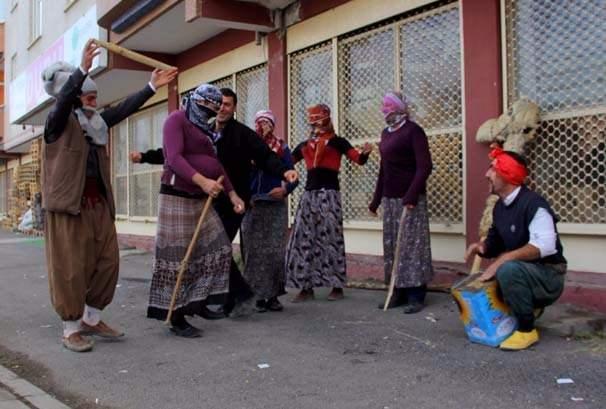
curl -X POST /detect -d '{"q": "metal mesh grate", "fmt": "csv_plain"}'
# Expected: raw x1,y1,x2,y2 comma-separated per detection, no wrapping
112,103,166,219
289,4,463,224
338,27,395,221
113,122,128,216
211,76,235,91
526,113,606,224
400,5,463,224
505,0,606,114
505,0,606,225
425,132,463,224
236,64,268,129
128,105,166,217
288,42,334,217
339,26,396,142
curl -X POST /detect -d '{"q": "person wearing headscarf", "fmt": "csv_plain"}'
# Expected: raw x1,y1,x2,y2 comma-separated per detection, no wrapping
131,89,298,318
285,104,372,302
369,91,434,314
465,147,566,350
146,84,245,337
41,40,177,352
240,110,298,312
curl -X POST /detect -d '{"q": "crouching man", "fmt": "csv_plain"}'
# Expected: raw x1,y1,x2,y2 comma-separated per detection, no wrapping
465,147,567,351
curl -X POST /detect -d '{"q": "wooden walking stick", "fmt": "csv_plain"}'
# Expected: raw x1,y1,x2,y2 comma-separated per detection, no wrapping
91,38,176,70
165,176,224,325
383,207,408,311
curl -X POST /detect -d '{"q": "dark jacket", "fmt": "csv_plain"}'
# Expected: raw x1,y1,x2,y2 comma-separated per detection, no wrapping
250,144,298,202
482,185,567,266
141,117,288,210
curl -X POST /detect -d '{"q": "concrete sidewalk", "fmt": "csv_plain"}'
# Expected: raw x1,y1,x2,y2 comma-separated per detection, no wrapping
0,230,605,409
0,364,71,409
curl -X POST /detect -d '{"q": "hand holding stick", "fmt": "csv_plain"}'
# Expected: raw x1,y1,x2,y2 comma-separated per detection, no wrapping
165,176,224,324
383,207,408,311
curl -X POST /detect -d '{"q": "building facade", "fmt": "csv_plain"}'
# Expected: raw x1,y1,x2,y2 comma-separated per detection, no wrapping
2,0,605,277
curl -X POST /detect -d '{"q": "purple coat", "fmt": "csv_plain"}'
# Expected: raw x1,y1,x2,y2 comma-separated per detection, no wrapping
161,110,233,195
369,120,432,212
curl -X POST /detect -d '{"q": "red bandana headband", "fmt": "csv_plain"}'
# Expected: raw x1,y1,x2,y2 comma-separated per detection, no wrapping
489,147,528,186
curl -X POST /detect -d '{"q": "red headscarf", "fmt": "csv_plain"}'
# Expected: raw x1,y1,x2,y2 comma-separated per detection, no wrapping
489,146,528,186
306,104,335,166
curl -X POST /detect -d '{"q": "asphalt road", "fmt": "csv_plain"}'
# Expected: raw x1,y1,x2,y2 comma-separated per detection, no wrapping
0,230,604,409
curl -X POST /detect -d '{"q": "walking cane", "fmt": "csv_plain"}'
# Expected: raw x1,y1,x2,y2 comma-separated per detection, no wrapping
383,207,408,311
165,176,224,325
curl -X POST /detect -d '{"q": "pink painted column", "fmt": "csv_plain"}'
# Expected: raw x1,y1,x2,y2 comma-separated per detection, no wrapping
267,31,288,142
461,0,503,248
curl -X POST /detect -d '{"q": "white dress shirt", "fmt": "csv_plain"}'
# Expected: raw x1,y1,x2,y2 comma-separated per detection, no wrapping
503,186,558,257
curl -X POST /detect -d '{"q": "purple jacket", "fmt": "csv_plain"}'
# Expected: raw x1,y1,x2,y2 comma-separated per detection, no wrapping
161,110,233,194
369,120,432,212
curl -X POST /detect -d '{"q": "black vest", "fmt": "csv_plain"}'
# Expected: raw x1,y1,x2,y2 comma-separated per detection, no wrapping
484,186,566,265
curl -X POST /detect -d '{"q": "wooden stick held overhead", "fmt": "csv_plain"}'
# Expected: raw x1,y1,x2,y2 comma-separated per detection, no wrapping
165,176,224,325
91,38,176,70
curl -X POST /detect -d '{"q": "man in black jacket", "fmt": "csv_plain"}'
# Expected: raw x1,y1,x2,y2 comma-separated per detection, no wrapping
130,88,298,317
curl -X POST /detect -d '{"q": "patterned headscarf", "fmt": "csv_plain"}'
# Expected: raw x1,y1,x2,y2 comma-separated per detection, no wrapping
381,91,409,127
306,104,335,166
183,84,222,135
254,110,283,155
42,61,97,97
489,146,528,186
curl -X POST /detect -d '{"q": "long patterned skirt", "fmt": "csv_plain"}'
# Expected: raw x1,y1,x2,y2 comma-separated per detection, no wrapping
147,193,231,321
285,189,346,289
382,195,433,288
241,200,288,300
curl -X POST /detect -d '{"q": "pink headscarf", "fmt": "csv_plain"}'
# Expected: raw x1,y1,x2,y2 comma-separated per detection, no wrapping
254,109,283,155
254,110,276,127
381,91,409,120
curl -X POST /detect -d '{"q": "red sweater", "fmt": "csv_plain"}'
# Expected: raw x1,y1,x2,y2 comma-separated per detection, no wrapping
292,136,369,191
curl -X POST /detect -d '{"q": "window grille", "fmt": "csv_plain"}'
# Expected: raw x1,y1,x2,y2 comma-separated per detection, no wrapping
112,103,167,219
236,64,269,129
288,3,463,225
505,0,606,225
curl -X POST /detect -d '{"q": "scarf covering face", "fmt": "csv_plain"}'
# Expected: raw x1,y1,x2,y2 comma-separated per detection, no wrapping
306,104,335,167
75,108,109,146
381,91,409,127
254,110,283,156
183,83,222,135
489,146,528,186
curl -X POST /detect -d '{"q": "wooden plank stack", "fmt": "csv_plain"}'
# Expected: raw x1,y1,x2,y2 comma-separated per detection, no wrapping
2,140,43,233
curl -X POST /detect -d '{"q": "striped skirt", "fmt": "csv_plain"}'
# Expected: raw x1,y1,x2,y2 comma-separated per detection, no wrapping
147,193,231,321
241,200,288,300
285,189,346,289
383,195,434,288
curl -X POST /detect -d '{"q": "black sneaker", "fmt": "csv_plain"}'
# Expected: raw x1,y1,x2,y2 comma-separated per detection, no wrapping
198,305,226,320
255,299,268,313
169,325,202,338
266,297,284,312
378,289,408,310
169,315,202,338
403,302,424,314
